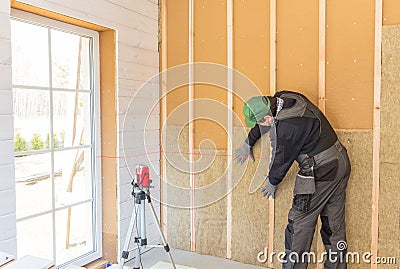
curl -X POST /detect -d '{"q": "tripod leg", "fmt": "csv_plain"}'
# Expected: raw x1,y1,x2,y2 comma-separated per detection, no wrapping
119,202,139,269
140,199,147,245
134,247,141,269
134,203,143,269
147,196,177,269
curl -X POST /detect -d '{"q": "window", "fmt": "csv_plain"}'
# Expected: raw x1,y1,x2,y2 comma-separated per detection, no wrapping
11,10,101,267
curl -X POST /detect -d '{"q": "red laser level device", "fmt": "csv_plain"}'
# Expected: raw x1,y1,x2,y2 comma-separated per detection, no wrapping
121,164,176,268
135,164,150,188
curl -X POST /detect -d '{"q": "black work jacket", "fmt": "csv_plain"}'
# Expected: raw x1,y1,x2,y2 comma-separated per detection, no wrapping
246,91,337,185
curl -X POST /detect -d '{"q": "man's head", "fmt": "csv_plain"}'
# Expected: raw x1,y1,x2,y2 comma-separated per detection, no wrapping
243,96,274,128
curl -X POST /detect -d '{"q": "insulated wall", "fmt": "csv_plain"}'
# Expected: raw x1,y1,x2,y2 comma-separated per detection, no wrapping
379,24,400,269
162,0,400,268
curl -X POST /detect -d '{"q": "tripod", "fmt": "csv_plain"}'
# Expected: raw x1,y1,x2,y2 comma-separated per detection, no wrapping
119,185,176,269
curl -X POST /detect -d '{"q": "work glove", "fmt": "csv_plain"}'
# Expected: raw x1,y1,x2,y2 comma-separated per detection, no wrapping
261,176,277,199
233,141,255,165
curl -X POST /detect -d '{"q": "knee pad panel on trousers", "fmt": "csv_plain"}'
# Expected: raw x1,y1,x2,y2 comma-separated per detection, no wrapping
285,219,294,250
320,215,333,245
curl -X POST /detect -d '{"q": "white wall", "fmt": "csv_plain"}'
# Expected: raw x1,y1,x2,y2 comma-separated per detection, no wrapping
0,0,160,259
0,0,17,256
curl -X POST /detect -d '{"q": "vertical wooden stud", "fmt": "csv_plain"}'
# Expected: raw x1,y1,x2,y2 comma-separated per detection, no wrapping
226,0,233,260
316,1,326,268
371,0,382,268
160,0,168,237
188,0,196,252
268,0,277,267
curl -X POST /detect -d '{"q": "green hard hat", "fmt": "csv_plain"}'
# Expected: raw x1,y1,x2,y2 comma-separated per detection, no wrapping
243,96,271,128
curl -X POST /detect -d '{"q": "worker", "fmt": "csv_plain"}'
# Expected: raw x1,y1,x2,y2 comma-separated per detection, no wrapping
234,90,351,269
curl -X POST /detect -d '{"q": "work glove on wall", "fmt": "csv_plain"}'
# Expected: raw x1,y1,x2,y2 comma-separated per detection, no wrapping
261,176,277,199
233,141,255,165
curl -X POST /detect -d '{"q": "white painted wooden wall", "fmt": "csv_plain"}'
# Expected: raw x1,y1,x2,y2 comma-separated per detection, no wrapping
0,0,17,257
0,0,160,259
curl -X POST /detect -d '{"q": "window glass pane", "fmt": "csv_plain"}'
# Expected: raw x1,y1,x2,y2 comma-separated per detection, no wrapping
17,213,53,260
53,91,91,148
51,30,91,90
55,203,94,265
11,20,49,87
15,153,52,219
11,13,100,267
13,89,50,151
54,148,93,209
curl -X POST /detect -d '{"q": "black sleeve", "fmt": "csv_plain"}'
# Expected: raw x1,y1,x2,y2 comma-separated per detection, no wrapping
268,118,320,185
246,125,271,147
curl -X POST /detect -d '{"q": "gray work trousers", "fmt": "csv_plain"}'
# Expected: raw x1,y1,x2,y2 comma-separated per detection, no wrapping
283,140,351,269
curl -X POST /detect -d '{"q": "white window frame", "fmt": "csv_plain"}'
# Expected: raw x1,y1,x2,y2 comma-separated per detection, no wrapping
11,9,102,268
